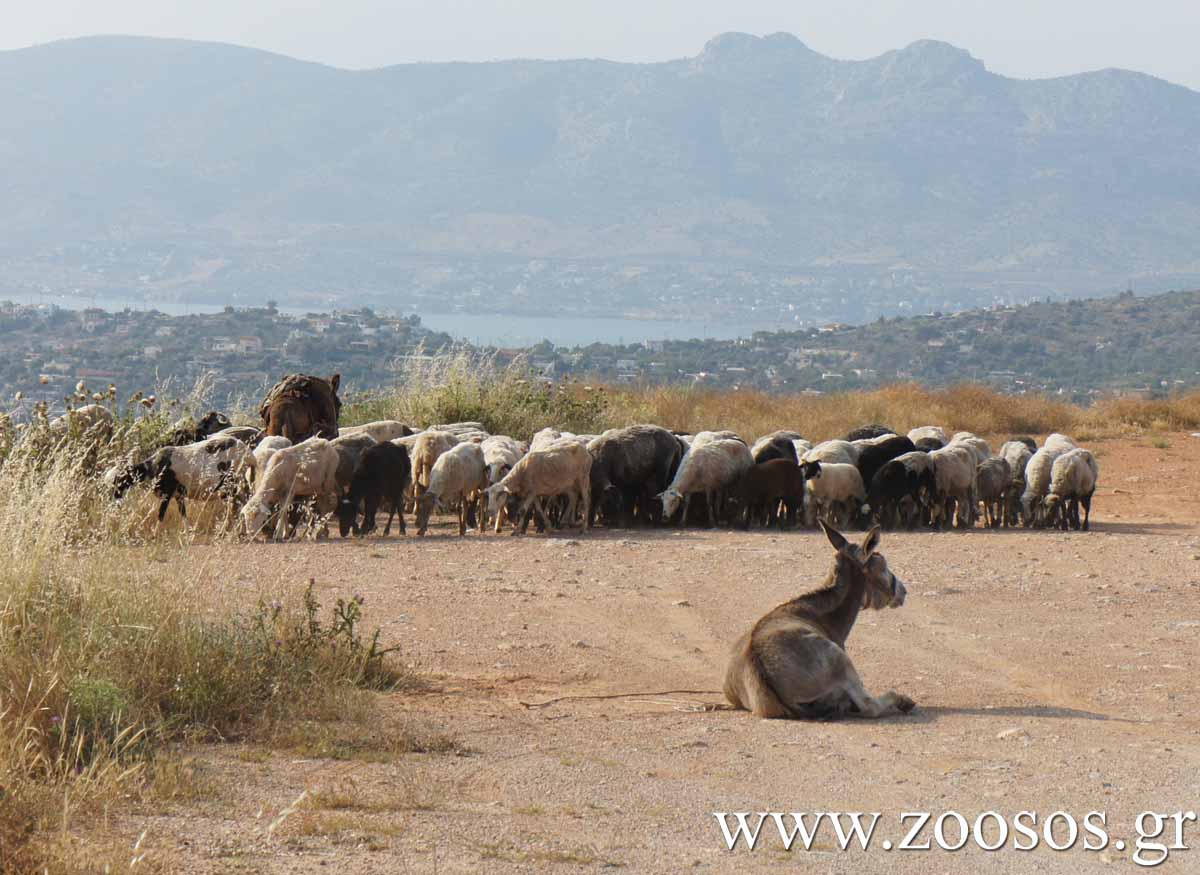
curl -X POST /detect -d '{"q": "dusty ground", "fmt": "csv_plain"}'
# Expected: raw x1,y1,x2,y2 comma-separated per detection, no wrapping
120,434,1200,872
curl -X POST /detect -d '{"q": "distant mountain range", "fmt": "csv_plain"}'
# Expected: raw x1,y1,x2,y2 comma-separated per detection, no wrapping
2,33,1199,322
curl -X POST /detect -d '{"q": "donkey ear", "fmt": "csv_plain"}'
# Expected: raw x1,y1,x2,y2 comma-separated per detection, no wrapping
860,525,881,556
819,518,850,553
329,374,341,393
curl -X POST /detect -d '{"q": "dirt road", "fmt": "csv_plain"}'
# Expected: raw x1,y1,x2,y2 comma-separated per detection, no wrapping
132,435,1200,872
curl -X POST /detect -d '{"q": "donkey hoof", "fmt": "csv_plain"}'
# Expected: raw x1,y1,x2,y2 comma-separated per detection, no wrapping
894,694,917,714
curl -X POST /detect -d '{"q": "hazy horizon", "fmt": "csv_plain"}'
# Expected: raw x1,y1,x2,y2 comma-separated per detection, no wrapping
4,0,1199,91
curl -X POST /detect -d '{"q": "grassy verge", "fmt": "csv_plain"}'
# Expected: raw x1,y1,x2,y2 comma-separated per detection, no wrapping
0,444,406,873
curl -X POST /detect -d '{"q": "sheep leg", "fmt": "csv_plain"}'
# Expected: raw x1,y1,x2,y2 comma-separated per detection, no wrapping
704,491,716,528
1081,495,1092,531
514,497,537,535
157,496,171,522
532,497,557,533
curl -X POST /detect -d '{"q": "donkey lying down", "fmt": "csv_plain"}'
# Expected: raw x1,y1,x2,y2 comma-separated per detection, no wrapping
724,521,915,719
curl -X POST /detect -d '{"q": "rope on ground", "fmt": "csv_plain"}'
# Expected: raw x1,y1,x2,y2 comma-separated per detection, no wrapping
518,689,733,710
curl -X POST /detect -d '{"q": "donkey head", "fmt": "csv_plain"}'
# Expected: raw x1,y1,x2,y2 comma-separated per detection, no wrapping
819,520,907,610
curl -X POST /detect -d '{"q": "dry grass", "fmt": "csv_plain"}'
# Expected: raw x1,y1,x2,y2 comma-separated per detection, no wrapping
344,353,1200,442
0,432,409,873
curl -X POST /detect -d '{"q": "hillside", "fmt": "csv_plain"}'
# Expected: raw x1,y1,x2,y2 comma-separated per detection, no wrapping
2,34,1199,322
2,288,1197,407
559,288,1200,399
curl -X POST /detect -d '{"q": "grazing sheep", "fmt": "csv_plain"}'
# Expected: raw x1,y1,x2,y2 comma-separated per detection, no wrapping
1021,446,1070,527
111,435,253,523
410,430,460,495
999,440,1035,526
1044,449,1099,531
801,461,866,529
215,425,264,445
486,440,593,535
49,404,114,440
479,435,527,529
752,431,804,465
1009,435,1038,452
414,442,488,536
913,437,945,452
975,458,1012,528
239,437,341,539
949,432,992,467
587,425,683,527
530,427,565,453
868,452,937,529
854,435,917,497
1043,433,1078,453
429,422,487,436
730,460,807,529
338,420,414,442
907,426,948,448
249,436,292,485
928,445,976,529
802,439,859,466
338,442,412,537
167,411,232,446
481,436,526,485
656,435,753,527
844,424,895,442
330,433,379,494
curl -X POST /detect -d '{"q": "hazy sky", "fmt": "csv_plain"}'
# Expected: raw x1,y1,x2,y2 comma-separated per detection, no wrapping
4,0,1198,90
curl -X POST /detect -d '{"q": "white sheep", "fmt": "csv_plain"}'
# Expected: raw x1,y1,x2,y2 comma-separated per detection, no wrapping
998,440,1034,526
802,439,860,466
338,420,412,442
949,432,992,467
1020,446,1068,527
410,430,460,495
481,435,526,485
801,461,866,528
415,442,489,536
49,403,115,440
239,437,341,539
249,436,292,485
1044,448,1099,531
657,436,752,526
907,425,948,447
1043,433,1078,453
486,439,593,534
928,444,977,528
530,427,560,452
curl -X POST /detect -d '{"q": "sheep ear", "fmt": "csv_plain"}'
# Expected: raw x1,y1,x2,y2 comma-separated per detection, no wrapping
819,519,850,553
860,526,881,556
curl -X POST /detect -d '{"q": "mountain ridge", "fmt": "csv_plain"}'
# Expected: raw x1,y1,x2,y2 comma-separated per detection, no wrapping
2,32,1198,321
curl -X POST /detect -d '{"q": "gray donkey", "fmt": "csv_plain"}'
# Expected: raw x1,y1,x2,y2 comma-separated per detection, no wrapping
724,520,916,719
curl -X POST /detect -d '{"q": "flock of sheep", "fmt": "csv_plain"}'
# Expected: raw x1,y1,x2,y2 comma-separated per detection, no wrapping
89,409,1099,539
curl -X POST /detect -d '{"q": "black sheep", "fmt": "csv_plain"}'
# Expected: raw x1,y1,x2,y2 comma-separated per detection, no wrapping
844,424,895,441
729,459,808,529
588,425,683,527
868,455,936,529
855,435,917,495
338,442,412,537
752,431,805,465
